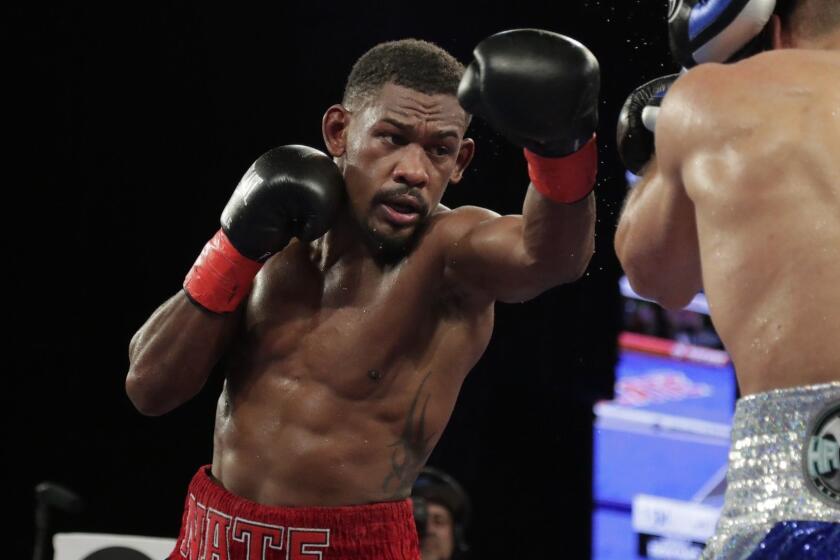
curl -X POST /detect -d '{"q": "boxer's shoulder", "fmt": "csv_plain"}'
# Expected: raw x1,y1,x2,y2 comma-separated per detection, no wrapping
656,63,750,149
745,49,840,96
674,51,829,99
661,63,731,116
424,204,502,250
662,52,835,140
739,47,839,71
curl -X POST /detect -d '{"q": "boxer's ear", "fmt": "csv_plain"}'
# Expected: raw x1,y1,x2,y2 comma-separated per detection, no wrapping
449,137,475,185
322,105,350,157
770,14,792,49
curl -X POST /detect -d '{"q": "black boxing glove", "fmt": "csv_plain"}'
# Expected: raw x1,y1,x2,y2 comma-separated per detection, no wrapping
184,145,345,313
459,28,600,203
669,0,777,68
616,74,680,175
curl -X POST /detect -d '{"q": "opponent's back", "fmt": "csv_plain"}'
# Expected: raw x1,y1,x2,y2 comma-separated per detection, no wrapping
674,49,840,393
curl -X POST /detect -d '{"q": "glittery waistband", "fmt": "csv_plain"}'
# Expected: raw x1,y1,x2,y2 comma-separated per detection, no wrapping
701,382,840,559
737,381,840,410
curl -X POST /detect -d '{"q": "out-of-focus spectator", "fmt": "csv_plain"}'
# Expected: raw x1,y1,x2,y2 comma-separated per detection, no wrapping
412,467,471,560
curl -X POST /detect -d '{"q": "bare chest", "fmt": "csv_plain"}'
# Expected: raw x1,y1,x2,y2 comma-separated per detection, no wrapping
233,248,470,397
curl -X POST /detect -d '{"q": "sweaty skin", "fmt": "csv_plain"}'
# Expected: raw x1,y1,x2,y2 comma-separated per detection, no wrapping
127,83,595,506
615,48,840,396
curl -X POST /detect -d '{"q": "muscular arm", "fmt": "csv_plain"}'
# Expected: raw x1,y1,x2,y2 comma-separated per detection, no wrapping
447,29,599,304
127,145,343,416
614,73,704,310
615,159,701,309
444,187,595,304
126,291,242,416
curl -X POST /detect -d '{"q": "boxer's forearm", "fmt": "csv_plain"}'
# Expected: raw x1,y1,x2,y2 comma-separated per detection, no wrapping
522,185,595,283
615,164,702,309
126,291,240,416
615,169,671,297
614,168,652,263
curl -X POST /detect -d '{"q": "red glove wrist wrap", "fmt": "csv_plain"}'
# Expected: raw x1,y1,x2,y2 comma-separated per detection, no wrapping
524,135,598,204
183,229,263,313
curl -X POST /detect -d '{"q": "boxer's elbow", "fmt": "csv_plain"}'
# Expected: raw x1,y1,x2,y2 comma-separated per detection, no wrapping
538,246,594,289
126,370,167,416
647,286,696,311
528,226,595,286
496,249,594,303
623,263,696,310
551,208,596,284
125,364,193,416
561,235,595,283
618,235,702,310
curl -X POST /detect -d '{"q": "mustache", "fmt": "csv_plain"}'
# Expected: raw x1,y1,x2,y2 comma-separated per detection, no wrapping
373,186,429,215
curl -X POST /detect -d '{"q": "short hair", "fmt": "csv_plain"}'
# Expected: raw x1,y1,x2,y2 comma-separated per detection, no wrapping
778,0,840,39
342,39,466,110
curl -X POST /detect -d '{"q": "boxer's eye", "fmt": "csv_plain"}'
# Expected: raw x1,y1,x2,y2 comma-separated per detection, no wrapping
380,132,408,146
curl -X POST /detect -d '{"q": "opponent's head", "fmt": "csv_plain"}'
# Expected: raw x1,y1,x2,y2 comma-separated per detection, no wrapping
669,0,840,68
322,39,474,258
770,0,840,49
669,0,778,67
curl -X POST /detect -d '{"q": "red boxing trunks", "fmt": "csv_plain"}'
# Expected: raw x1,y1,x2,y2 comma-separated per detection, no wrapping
169,466,420,560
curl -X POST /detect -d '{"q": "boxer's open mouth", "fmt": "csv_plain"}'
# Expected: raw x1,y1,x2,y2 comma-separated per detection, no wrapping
378,195,424,226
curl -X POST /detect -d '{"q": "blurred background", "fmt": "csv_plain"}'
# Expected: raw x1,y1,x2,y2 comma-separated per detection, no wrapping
8,2,737,559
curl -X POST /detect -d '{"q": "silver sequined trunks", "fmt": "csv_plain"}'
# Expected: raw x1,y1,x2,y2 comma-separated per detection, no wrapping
701,382,840,559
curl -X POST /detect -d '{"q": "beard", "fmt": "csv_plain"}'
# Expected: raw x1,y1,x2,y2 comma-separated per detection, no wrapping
360,186,430,264
361,217,424,265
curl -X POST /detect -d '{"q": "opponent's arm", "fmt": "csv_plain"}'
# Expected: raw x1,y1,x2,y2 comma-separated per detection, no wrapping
614,74,703,310
126,146,345,415
445,30,599,304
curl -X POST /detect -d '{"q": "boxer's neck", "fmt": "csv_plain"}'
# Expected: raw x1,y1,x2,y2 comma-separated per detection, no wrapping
816,30,840,50
787,28,840,50
312,210,406,272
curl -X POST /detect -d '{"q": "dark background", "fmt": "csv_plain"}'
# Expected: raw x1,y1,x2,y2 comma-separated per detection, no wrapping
8,2,677,558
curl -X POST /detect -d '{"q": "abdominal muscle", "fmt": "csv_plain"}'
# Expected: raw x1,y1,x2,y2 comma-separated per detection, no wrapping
209,361,460,507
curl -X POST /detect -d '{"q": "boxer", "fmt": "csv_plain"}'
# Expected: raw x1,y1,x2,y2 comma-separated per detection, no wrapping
127,30,599,559
616,1,840,557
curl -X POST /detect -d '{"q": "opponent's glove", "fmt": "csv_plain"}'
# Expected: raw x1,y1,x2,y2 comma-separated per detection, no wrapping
669,0,777,68
616,74,680,175
184,145,345,313
458,28,600,203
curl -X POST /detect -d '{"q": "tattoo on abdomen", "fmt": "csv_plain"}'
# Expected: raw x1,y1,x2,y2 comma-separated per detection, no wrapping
382,370,437,498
